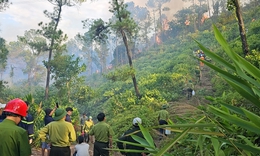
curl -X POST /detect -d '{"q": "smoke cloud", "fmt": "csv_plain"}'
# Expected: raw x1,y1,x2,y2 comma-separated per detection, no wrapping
126,0,189,20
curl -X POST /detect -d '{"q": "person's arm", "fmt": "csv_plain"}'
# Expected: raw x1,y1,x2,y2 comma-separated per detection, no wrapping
38,125,49,145
68,123,76,142
109,135,113,148
49,107,57,116
89,128,94,143
82,121,86,133
27,114,34,143
19,130,32,156
80,117,83,125
108,126,114,148
166,111,169,121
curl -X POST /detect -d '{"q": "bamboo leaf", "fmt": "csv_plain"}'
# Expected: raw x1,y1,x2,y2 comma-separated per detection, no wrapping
139,124,155,148
213,25,239,62
211,137,260,154
221,103,260,126
201,60,260,106
166,128,224,136
211,137,220,156
155,128,191,156
195,40,235,71
115,139,153,149
153,123,215,129
208,106,260,134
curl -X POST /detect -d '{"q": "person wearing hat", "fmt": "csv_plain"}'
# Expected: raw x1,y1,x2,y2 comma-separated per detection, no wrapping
41,107,56,156
39,108,76,156
0,98,32,156
0,102,6,122
89,116,94,125
158,104,169,139
117,117,148,156
82,115,94,143
89,112,114,156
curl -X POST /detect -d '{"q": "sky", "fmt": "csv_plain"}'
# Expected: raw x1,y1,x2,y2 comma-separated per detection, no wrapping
0,0,187,42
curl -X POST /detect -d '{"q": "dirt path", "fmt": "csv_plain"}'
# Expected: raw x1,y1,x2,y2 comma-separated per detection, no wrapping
32,143,122,156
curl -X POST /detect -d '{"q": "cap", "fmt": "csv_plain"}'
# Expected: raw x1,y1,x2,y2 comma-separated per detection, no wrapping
133,117,142,125
53,108,67,121
0,103,6,109
162,104,168,109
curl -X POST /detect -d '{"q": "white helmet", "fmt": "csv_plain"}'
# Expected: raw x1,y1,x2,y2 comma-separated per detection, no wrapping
133,117,142,126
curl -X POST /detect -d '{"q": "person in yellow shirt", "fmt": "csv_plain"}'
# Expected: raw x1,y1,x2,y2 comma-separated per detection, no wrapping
82,116,94,143
39,108,76,156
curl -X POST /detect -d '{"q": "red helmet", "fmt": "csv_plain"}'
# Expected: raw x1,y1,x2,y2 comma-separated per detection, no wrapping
4,98,28,117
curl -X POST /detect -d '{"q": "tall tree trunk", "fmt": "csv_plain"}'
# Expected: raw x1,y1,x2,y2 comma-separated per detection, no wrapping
233,0,249,56
207,0,211,17
159,3,162,33
120,29,141,98
153,9,156,47
44,4,62,99
115,0,141,98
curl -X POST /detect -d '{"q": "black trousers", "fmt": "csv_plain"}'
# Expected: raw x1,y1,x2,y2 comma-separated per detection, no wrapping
187,88,193,100
94,141,109,156
50,146,70,156
159,120,168,135
84,132,89,143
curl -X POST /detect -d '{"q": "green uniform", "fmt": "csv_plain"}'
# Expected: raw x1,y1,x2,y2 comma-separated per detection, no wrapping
0,119,31,156
158,110,169,121
186,82,194,90
89,121,114,143
39,120,76,147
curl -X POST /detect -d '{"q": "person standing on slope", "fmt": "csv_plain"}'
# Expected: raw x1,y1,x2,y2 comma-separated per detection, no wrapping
158,104,169,140
89,112,114,156
117,117,148,156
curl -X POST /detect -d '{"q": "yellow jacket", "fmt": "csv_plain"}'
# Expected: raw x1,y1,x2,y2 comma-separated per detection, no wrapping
83,120,93,133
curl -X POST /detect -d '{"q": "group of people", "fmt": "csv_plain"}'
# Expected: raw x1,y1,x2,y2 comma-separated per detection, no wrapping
0,98,76,156
0,98,171,156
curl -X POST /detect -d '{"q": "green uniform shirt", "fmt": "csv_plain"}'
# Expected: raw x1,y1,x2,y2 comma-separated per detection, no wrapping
0,119,31,156
158,110,169,121
39,120,76,147
186,82,194,89
89,121,114,143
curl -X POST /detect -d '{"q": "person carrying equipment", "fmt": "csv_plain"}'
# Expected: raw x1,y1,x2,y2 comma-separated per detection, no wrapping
186,80,194,100
158,104,169,140
117,117,148,156
0,98,31,156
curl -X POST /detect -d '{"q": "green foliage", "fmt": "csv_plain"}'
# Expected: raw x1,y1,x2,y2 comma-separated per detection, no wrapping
245,50,260,68
82,18,110,44
0,37,9,71
196,25,260,154
104,65,135,82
